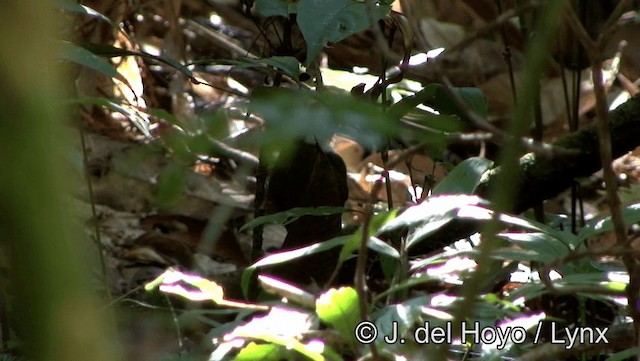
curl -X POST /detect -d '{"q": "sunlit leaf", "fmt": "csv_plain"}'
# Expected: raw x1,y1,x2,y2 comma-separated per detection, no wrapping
229,307,340,361
316,287,360,345
242,237,348,297
378,195,489,251
235,342,282,361
146,269,268,310
497,232,571,262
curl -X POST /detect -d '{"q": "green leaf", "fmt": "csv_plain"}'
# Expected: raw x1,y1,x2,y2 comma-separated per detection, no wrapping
340,210,398,262
402,109,462,133
247,88,396,149
254,0,298,16
58,41,121,79
316,287,360,345
434,86,488,119
257,56,301,78
496,232,571,262
432,157,493,195
242,237,349,297
240,206,346,232
59,2,120,30
378,195,489,251
373,296,440,343
386,84,441,121
67,97,151,136
80,43,194,80
507,283,547,303
235,342,282,361
367,237,400,259
578,202,640,243
229,307,334,361
297,0,390,65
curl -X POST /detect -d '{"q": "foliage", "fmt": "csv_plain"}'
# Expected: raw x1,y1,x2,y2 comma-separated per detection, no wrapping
58,0,640,360
254,0,392,65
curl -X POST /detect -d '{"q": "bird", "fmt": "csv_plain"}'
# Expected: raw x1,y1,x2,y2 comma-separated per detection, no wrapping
260,139,349,286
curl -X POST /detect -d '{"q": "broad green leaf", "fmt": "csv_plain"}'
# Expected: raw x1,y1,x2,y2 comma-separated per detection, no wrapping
386,83,441,121
297,0,390,65
257,56,301,78
316,287,360,345
378,195,489,251
434,86,488,119
367,237,400,259
378,194,577,253
560,273,627,291
240,206,346,232
234,342,281,361
432,157,493,195
229,307,337,361
401,109,461,134
496,232,571,262
254,0,298,16
490,211,576,245
491,248,550,263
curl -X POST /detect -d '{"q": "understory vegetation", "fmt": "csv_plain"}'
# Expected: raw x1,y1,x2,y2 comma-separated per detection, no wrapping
3,0,640,360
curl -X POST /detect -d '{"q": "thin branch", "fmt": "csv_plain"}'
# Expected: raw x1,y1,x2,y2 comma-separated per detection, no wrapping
596,0,633,48
355,179,384,361
561,4,597,55
437,75,576,158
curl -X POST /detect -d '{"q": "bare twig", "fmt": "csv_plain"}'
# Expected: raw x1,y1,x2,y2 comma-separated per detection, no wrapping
596,0,633,48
